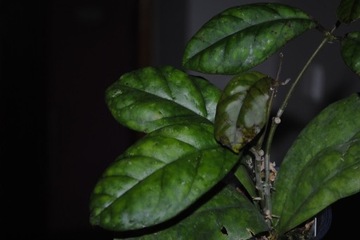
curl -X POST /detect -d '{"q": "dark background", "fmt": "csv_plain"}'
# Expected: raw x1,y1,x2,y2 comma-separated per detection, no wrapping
0,0,358,239
1,0,139,239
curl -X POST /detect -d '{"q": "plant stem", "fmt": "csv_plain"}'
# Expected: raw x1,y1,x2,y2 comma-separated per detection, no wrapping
276,25,337,121
263,27,337,223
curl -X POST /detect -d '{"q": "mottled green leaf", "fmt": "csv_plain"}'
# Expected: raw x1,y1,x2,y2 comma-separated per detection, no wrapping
90,122,239,231
116,186,269,240
106,66,221,133
182,3,316,74
341,31,360,76
272,93,360,235
336,0,360,24
215,71,272,153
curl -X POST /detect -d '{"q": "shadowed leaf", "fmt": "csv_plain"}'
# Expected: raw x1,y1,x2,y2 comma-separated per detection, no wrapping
341,31,360,76
115,186,269,240
272,93,360,234
336,0,360,24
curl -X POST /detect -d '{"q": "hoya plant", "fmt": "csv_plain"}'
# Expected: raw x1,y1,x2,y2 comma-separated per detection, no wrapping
89,1,360,239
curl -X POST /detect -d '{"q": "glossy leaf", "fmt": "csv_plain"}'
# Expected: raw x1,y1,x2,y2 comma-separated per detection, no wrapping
215,71,272,153
106,66,221,133
336,0,360,24
182,3,316,74
90,122,239,231
272,93,360,234
341,31,360,76
117,186,269,240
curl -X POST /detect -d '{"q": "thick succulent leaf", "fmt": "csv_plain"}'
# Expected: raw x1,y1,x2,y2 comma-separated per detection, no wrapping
272,93,360,234
106,66,221,133
341,31,360,76
90,122,239,231
336,0,360,24
117,186,269,240
182,3,316,74
215,71,272,153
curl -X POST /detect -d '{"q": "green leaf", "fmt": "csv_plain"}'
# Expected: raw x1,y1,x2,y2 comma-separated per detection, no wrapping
272,93,360,235
106,66,221,133
341,31,360,76
234,157,258,200
214,71,272,153
90,122,239,231
182,3,316,74
116,186,269,240
336,0,360,24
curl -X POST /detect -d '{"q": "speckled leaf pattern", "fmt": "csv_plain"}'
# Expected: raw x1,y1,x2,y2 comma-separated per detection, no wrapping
106,66,221,133
89,122,239,231
341,31,360,76
215,71,272,153
182,3,316,74
116,186,269,240
336,0,360,23
272,93,360,235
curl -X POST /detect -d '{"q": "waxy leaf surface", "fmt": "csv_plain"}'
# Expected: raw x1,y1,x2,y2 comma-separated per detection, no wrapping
106,66,221,133
272,93,360,234
116,186,269,240
183,3,316,74
341,31,360,76
215,71,272,153
90,122,239,231
336,0,360,23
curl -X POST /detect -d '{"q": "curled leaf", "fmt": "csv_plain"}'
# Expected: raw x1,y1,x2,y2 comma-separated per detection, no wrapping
215,71,272,153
